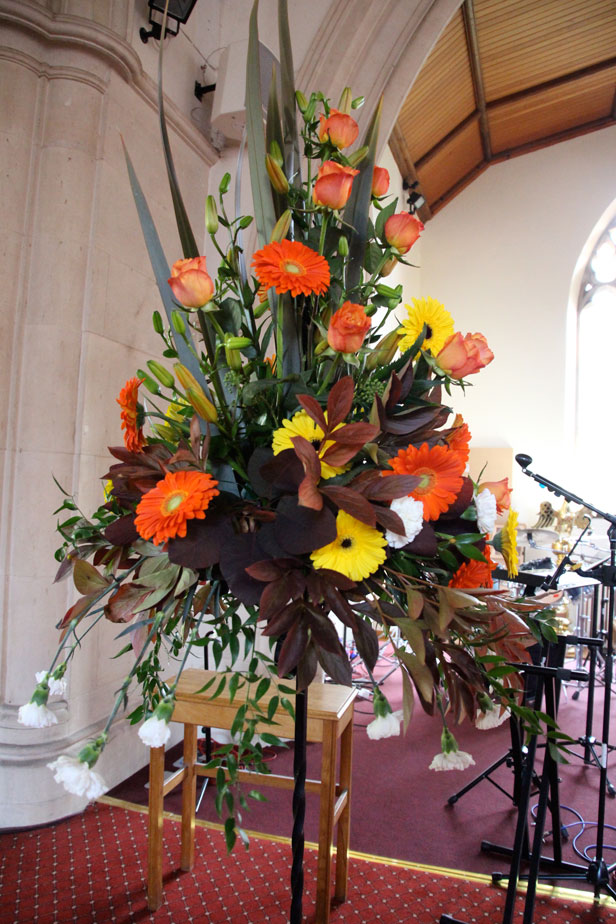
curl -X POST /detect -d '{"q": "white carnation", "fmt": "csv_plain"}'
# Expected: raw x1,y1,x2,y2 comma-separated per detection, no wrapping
366,710,403,740
47,755,107,800
385,496,424,549
476,488,497,536
35,670,67,697
18,701,58,728
138,716,172,748
429,750,475,771
476,705,510,730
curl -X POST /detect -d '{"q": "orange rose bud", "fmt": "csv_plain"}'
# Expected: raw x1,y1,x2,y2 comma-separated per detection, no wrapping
436,331,494,379
313,161,359,210
372,166,390,198
384,213,424,255
478,478,512,514
318,108,359,149
327,301,371,353
168,256,214,309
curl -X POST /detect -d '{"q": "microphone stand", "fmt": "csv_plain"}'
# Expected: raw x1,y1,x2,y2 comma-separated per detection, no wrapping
440,456,616,924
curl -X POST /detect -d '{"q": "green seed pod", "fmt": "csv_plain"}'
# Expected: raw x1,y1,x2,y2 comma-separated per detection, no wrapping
338,235,349,257
147,360,175,389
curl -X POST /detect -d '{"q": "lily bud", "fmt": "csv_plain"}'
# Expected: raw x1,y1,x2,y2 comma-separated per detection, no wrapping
346,145,369,167
338,235,349,257
226,247,239,274
269,140,283,166
365,329,402,370
137,369,160,395
171,310,186,335
295,90,308,113
225,336,252,350
185,386,218,423
205,195,218,234
337,86,353,115
224,345,243,371
173,363,204,394
314,339,329,356
265,154,289,194
152,311,164,334
270,209,292,243
146,361,175,389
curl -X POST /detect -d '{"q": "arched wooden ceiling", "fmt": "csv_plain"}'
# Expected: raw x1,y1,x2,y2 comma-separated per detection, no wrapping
390,0,616,221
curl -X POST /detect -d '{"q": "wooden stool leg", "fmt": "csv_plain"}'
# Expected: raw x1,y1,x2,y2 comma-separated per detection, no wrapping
316,721,337,924
334,715,354,901
147,745,165,910
181,723,198,871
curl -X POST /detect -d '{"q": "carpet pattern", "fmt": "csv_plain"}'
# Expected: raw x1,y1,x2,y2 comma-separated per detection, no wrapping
1,800,614,923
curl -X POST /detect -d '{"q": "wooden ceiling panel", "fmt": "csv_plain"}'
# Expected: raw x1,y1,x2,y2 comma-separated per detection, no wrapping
490,69,616,154
416,120,484,209
390,0,616,216
475,0,616,101
396,9,476,163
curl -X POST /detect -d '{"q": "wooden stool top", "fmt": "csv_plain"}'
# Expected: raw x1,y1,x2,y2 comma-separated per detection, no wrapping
170,669,357,743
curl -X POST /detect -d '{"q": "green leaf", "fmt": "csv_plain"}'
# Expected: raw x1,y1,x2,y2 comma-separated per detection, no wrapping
278,0,301,183
343,96,382,293
457,543,488,562
248,789,268,802
224,817,237,852
246,0,277,245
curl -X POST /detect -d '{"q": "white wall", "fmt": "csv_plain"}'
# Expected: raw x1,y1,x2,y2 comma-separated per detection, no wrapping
418,126,616,525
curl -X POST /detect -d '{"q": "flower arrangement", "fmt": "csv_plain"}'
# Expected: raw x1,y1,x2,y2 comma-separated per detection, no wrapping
19,0,553,848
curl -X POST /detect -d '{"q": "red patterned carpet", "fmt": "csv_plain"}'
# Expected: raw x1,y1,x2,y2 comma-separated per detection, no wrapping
0,799,614,923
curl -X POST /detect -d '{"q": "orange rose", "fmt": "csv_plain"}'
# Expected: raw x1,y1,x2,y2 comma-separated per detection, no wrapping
478,478,512,514
318,109,359,149
327,301,371,353
371,166,390,198
313,161,359,209
436,332,494,379
168,256,214,309
384,213,423,254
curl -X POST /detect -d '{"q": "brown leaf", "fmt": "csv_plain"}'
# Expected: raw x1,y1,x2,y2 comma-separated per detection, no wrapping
297,394,327,432
277,619,309,677
328,422,379,445
104,583,149,623
259,578,294,622
73,559,112,596
361,474,420,501
373,506,405,534
292,436,323,510
326,376,354,429
57,594,96,632
320,485,376,526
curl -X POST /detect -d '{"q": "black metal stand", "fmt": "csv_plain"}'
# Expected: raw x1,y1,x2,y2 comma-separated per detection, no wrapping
290,681,307,924
447,715,526,806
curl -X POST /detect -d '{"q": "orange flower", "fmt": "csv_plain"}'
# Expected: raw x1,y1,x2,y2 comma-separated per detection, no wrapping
449,549,496,589
437,332,494,379
372,166,390,198
327,301,371,352
134,470,219,546
478,477,512,514
313,161,359,210
117,377,146,453
168,256,214,309
251,240,330,298
384,213,423,254
318,109,359,149
385,443,465,521
445,414,472,465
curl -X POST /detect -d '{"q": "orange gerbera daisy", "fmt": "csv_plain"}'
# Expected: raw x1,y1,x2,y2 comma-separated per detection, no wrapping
251,240,330,298
385,442,465,521
134,470,219,546
117,377,146,453
449,547,496,589
445,414,472,464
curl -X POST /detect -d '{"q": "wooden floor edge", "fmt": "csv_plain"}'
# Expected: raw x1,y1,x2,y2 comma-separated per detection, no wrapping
97,795,613,907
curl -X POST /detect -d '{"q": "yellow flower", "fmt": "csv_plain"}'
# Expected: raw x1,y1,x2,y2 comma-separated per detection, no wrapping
398,296,454,354
154,401,190,441
492,509,519,578
272,410,346,480
310,510,387,581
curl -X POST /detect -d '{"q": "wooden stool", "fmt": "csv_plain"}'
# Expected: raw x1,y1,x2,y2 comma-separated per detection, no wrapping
147,668,357,924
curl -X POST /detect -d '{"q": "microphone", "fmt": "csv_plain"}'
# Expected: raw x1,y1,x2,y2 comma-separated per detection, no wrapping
515,453,532,470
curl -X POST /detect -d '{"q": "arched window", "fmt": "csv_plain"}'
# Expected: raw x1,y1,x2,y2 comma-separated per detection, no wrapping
576,208,616,510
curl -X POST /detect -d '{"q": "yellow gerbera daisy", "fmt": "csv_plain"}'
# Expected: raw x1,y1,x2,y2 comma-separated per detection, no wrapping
492,509,519,578
398,296,454,354
311,510,387,581
272,410,346,480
